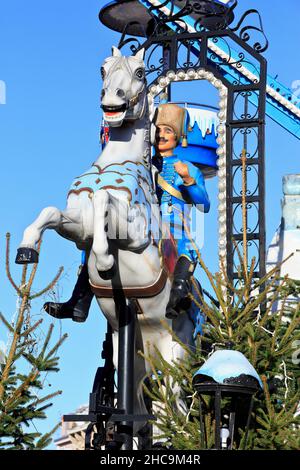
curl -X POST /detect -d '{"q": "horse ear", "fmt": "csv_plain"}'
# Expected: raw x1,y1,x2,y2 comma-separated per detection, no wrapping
134,48,145,61
112,46,122,57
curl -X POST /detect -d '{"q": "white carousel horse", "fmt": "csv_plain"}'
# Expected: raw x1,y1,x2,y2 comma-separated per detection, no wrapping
15,47,196,432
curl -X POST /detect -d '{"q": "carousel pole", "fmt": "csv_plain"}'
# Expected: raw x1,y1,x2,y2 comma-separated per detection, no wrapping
116,295,136,450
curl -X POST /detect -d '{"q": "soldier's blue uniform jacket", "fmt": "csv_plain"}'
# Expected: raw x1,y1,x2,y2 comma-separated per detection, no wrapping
156,155,210,263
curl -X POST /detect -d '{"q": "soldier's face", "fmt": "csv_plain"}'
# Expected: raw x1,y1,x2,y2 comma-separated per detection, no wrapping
156,125,177,155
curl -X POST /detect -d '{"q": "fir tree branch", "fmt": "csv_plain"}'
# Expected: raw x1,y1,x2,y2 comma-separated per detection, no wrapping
0,311,14,333
19,319,43,338
5,233,21,295
30,266,64,300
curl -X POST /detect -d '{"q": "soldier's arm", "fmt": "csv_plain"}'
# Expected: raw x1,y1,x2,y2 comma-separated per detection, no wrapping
175,161,210,213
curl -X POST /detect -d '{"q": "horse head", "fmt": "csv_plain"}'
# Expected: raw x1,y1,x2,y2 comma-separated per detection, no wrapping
101,47,147,127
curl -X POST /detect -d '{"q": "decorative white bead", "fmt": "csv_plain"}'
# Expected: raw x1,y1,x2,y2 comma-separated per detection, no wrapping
158,77,168,88
177,70,186,80
216,147,225,156
217,124,226,135
219,238,226,248
167,71,176,81
197,70,206,80
187,68,196,79
219,88,228,98
150,85,158,96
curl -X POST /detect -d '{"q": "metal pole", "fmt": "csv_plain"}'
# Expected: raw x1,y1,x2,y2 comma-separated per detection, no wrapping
117,298,136,450
214,389,222,450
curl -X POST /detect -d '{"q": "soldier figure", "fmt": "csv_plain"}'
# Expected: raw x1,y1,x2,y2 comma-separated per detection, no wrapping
153,103,210,319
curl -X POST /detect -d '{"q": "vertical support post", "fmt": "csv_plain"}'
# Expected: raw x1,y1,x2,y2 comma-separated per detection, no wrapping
163,43,172,101
241,395,255,450
228,397,236,450
117,298,136,450
214,389,222,450
199,398,206,448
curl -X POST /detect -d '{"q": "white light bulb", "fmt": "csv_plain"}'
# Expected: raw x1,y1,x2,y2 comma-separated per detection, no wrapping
221,427,230,449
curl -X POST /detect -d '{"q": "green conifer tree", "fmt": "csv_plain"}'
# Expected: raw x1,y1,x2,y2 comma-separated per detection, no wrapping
143,245,300,450
0,233,67,449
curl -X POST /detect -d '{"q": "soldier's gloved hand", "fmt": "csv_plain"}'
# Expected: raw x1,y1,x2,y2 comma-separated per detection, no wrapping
174,161,195,185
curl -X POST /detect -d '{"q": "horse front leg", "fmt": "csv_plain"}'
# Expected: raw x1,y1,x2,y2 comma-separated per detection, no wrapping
16,206,63,264
92,190,115,278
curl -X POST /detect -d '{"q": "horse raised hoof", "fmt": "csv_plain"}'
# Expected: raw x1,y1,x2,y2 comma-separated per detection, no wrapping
15,247,39,264
98,262,117,280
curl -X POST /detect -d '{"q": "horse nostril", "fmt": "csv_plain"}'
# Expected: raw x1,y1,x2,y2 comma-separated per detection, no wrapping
116,89,125,99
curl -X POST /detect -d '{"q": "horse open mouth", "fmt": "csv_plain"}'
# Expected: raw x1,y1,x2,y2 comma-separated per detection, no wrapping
102,104,127,123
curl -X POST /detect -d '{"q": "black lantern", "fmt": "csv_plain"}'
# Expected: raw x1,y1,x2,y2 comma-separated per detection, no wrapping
193,350,262,450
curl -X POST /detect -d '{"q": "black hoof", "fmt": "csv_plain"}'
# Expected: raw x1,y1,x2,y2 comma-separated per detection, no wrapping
15,247,39,264
98,262,117,280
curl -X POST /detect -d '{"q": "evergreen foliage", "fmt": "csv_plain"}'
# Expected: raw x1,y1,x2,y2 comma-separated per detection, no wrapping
0,233,67,449
143,247,300,450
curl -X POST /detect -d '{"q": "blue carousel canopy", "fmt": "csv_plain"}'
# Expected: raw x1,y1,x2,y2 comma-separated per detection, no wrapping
193,350,263,388
176,107,219,179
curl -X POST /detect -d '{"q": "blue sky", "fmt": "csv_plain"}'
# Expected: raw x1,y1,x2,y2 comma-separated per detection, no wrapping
0,0,300,448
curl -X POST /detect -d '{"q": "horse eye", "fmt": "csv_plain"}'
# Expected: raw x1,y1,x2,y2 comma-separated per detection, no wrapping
101,67,106,80
135,68,144,80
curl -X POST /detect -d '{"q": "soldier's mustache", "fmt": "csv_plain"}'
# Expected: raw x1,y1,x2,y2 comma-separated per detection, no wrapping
159,138,168,143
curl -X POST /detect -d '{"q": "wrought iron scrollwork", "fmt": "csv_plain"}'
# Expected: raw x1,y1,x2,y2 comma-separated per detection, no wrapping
118,23,144,52
148,0,238,33
230,9,269,54
233,240,260,273
145,44,165,77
